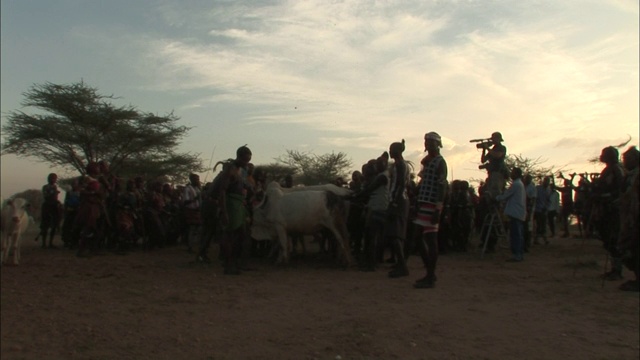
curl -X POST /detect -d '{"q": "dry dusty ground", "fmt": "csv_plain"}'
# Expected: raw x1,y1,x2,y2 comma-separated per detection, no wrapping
1,225,639,360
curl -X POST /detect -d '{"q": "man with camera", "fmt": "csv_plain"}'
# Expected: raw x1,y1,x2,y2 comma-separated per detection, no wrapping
479,132,507,200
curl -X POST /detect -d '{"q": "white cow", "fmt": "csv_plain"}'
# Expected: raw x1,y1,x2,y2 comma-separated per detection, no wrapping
251,181,352,265
1,198,31,265
283,183,354,256
284,183,353,197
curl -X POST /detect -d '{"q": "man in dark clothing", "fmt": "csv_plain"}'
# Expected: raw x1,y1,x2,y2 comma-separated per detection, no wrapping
618,146,639,291
593,146,625,280
347,171,366,258
555,173,576,238
351,158,390,272
37,173,62,248
216,146,252,275
386,140,411,278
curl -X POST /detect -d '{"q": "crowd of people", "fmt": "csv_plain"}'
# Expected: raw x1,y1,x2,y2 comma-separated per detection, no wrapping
33,134,639,292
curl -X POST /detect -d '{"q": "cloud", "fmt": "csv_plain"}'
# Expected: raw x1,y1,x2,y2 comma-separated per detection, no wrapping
151,3,629,128
3,0,636,197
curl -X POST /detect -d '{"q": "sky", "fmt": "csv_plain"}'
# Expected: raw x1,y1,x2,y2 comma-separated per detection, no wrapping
1,0,638,199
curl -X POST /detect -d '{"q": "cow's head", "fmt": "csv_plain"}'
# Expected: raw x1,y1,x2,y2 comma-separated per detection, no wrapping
2,198,29,231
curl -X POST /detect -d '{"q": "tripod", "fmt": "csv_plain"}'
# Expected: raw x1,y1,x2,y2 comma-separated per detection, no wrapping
480,202,507,258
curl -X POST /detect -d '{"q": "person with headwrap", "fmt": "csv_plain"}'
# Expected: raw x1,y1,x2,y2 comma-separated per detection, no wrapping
412,132,448,288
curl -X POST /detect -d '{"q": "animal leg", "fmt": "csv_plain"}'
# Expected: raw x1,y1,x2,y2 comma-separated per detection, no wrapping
5,234,14,265
275,226,289,264
326,224,352,266
14,236,21,265
11,234,19,265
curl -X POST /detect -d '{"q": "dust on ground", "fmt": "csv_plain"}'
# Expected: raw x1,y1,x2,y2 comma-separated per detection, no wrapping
2,226,638,360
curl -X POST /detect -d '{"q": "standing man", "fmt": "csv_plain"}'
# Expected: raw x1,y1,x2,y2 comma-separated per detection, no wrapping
217,146,252,275
61,179,81,248
182,173,202,253
75,163,105,257
496,167,527,262
352,157,390,272
523,174,537,252
533,176,551,245
347,170,366,258
618,146,639,291
413,132,448,289
386,140,411,278
480,132,507,200
556,173,576,238
37,173,62,248
594,146,625,280
547,184,560,239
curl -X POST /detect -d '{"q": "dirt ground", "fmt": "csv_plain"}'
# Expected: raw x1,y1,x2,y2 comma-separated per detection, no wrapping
1,225,638,360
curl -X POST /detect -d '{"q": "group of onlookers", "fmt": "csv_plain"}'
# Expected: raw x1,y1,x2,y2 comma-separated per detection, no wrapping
489,144,639,292
33,136,639,291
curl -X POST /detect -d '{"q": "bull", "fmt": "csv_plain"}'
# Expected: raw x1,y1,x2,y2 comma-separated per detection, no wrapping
251,181,352,266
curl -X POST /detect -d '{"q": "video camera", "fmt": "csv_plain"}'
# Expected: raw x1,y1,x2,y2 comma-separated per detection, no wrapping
469,138,492,150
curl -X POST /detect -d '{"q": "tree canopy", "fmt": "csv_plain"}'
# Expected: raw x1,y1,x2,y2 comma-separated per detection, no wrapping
254,163,297,185
505,154,558,181
1,81,203,182
275,149,352,185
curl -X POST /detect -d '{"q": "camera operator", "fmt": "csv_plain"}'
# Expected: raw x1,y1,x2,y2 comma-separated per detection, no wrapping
480,132,507,200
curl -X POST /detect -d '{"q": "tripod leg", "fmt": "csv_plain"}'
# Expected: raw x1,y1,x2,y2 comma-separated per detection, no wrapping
481,219,493,259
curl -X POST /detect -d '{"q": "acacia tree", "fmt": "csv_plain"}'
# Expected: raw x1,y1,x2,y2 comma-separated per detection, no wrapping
275,149,352,185
505,154,558,180
470,154,563,189
1,81,202,182
254,163,297,184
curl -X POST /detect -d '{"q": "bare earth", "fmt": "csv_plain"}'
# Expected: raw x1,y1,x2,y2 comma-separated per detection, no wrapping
2,226,639,360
